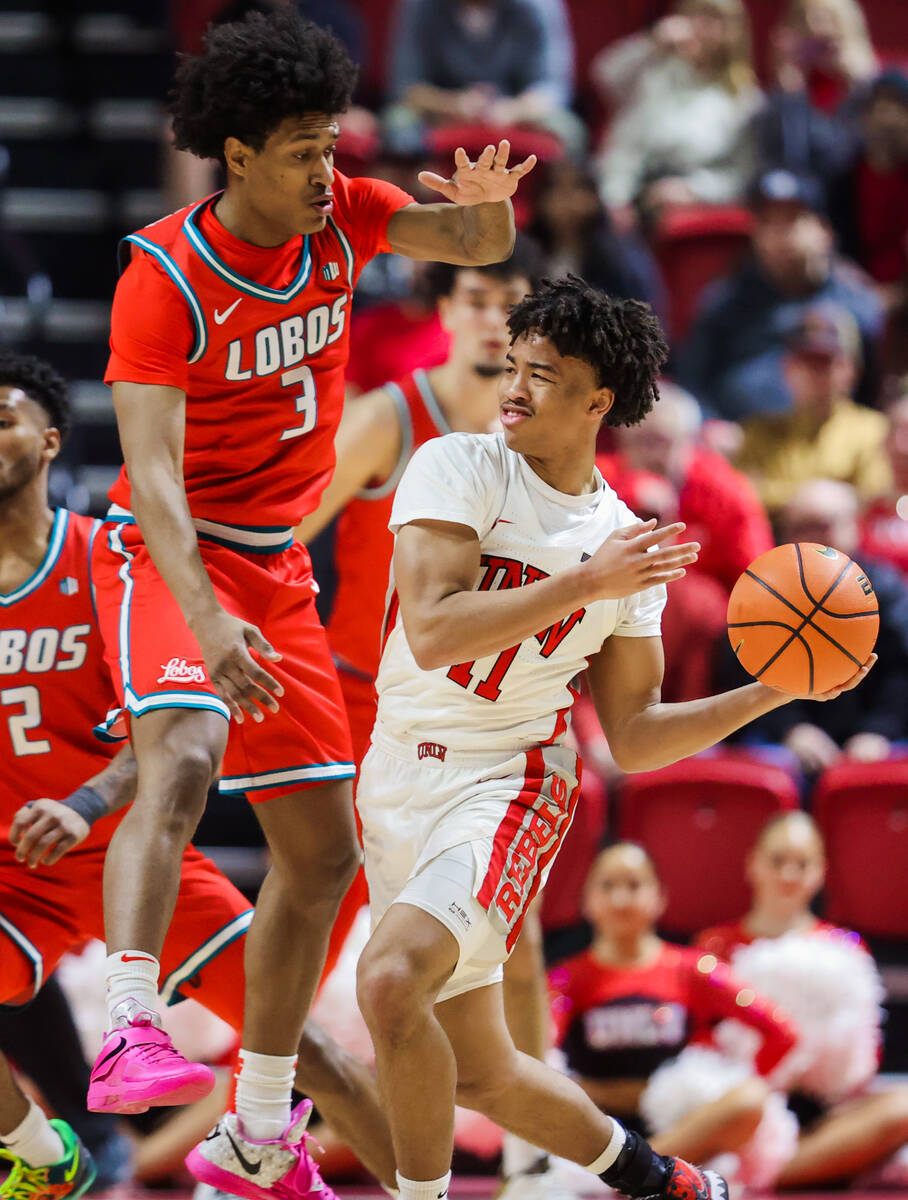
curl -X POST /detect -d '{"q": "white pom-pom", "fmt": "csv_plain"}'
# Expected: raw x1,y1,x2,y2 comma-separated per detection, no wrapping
640,1046,798,1189
716,933,883,1103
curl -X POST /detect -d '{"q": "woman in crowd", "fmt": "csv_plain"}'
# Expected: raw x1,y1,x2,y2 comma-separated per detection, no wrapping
549,843,796,1184
591,0,762,220
698,811,908,1188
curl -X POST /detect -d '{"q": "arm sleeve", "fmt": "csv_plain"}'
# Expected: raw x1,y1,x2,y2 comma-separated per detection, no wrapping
389,435,502,538
343,176,416,269
691,955,798,1076
104,253,195,390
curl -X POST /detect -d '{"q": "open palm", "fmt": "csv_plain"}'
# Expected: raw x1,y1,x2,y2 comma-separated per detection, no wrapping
418,140,537,206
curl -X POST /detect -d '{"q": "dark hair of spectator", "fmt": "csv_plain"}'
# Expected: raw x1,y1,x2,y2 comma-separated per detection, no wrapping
506,276,668,427
424,234,547,303
0,352,70,441
169,6,357,163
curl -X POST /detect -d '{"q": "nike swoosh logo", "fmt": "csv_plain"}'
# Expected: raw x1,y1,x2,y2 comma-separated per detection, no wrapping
92,1035,127,1081
815,546,838,559
214,298,242,325
224,1125,262,1175
120,953,157,962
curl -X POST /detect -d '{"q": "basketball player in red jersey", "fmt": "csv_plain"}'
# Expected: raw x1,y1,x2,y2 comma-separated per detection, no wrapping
0,351,401,1197
89,6,536,1196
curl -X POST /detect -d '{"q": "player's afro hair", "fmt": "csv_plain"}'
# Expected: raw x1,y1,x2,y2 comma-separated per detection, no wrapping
169,6,357,163
0,352,70,441
507,276,668,427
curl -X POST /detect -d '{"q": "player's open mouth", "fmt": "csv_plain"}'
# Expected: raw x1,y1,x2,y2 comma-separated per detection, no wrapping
500,402,533,426
310,194,334,214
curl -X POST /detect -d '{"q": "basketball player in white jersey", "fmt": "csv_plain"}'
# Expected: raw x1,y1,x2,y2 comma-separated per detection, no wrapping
354,277,873,1200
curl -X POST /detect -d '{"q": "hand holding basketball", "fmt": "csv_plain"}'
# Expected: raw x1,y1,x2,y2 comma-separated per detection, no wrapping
728,543,879,696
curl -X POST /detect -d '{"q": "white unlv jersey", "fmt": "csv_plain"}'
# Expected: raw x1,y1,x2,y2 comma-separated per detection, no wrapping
373,432,666,753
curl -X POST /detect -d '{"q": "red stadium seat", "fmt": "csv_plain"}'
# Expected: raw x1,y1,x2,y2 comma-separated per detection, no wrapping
813,760,908,940
541,771,608,932
618,754,799,936
653,205,753,342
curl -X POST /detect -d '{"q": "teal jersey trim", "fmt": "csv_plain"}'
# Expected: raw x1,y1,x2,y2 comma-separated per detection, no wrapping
325,216,354,285
159,909,254,1006
0,910,43,1002
124,234,208,364
0,507,68,607
182,198,313,302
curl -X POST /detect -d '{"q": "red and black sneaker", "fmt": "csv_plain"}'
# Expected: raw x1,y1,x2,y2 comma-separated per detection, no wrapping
648,1158,729,1200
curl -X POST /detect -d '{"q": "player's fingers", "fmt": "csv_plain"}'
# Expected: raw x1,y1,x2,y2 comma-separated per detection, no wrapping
453,146,470,169
493,138,510,167
611,519,656,541
836,652,877,694
9,805,39,845
416,171,456,199
27,826,63,869
239,676,280,718
215,675,246,724
14,813,55,862
645,542,700,568
239,652,283,702
511,154,537,176
41,837,77,867
645,568,687,586
634,521,687,549
478,143,496,167
244,625,283,665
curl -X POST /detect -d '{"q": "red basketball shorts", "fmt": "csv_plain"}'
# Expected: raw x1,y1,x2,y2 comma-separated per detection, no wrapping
0,842,249,1029
91,520,354,801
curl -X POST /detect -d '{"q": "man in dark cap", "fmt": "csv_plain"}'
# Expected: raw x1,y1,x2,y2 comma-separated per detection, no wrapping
677,168,883,419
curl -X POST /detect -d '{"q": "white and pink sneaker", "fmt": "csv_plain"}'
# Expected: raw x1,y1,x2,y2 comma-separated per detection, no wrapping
186,1101,338,1200
87,1012,215,1114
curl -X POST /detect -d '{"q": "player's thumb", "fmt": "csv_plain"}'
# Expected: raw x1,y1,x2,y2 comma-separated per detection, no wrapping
245,625,282,661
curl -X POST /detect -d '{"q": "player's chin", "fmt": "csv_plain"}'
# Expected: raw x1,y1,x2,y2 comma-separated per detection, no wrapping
297,208,330,234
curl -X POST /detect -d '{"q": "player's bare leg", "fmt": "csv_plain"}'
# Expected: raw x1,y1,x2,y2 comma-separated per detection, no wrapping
358,903,728,1200
89,707,227,1115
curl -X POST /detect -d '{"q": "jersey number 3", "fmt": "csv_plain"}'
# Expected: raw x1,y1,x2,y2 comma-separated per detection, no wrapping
2,685,50,756
280,365,318,441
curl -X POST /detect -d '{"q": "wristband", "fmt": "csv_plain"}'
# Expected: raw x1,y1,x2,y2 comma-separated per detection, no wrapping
62,784,109,826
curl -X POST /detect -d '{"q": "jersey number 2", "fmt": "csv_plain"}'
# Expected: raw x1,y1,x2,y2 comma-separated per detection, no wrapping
2,685,50,756
280,365,318,441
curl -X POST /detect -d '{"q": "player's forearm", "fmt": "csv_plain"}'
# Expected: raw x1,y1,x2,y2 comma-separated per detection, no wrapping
129,463,223,630
458,199,515,264
83,745,138,815
605,682,790,773
404,567,589,670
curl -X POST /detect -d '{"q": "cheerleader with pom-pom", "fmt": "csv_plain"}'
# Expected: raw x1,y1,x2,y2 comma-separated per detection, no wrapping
549,844,797,1181
697,810,908,1188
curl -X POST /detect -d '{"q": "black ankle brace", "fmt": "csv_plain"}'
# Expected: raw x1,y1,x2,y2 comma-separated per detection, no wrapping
599,1129,669,1197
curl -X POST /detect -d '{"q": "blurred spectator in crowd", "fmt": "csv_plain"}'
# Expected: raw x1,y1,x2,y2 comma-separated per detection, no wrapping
759,0,877,181
727,479,908,772
528,161,667,325
592,0,762,219
735,306,890,513
384,0,583,156
678,169,884,417
861,383,908,576
548,844,795,1161
599,382,774,593
697,813,908,1189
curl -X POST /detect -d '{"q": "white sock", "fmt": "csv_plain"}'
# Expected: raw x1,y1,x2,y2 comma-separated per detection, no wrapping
235,1049,297,1141
502,1131,547,1176
105,951,160,1028
0,1101,65,1167
585,1118,627,1174
395,1171,451,1200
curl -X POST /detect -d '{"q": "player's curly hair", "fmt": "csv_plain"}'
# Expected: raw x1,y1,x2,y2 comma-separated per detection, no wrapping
169,6,357,163
0,351,70,440
507,276,668,427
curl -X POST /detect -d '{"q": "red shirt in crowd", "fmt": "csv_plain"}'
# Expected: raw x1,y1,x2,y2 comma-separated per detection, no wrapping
346,303,449,395
860,495,908,578
695,917,870,961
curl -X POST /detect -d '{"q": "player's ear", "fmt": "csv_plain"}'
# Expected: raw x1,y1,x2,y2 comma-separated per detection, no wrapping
591,387,614,422
42,426,62,465
223,136,253,180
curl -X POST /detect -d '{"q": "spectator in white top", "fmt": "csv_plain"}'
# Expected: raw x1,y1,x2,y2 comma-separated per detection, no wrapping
593,0,762,220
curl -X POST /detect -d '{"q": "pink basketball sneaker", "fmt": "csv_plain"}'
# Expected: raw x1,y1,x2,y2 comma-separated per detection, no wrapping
186,1100,337,1200
87,1014,215,1114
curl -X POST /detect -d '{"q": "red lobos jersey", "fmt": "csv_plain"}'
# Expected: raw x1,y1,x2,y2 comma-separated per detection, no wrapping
105,173,413,540
0,510,119,848
328,369,451,677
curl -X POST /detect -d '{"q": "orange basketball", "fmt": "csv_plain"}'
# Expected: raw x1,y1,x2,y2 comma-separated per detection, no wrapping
727,543,879,695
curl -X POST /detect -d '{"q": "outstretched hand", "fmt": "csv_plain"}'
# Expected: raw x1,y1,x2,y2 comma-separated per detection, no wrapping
418,140,537,206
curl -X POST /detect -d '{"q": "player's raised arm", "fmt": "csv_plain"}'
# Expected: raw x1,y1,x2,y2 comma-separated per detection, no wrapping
10,744,138,868
387,140,536,265
295,386,402,544
113,381,282,723
394,515,696,671
586,634,876,774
